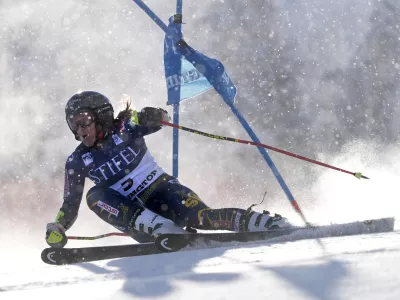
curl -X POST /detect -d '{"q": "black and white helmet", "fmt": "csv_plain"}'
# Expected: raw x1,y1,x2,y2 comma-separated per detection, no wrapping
65,91,114,138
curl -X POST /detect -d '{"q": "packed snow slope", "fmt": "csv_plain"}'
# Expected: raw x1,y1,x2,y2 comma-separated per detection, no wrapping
1,223,400,300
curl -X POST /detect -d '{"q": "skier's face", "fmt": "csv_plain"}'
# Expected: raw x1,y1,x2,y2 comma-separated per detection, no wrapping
69,112,97,147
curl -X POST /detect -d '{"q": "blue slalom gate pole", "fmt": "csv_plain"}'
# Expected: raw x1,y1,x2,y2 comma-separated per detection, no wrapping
132,0,168,32
131,0,309,223
172,0,183,178
133,0,181,177
172,103,180,177
227,103,308,222
176,0,183,15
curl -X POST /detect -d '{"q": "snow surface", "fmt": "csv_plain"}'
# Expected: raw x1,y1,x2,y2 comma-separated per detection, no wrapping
1,224,400,300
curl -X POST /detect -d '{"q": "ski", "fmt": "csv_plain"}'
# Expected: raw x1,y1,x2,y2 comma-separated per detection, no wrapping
41,242,161,265
41,217,395,265
154,216,396,252
154,226,295,252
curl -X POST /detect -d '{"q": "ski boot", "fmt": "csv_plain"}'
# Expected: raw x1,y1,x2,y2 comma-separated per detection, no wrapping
241,210,292,232
128,207,187,238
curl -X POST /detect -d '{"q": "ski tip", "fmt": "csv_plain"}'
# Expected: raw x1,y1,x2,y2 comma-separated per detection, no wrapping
41,248,63,265
154,234,193,253
354,172,369,179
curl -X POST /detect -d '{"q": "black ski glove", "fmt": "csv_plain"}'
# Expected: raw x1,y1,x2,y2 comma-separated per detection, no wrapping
138,107,171,127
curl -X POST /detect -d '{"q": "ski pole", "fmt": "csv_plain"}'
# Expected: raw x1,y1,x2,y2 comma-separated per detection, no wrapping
132,0,168,32
160,121,369,180
67,232,129,241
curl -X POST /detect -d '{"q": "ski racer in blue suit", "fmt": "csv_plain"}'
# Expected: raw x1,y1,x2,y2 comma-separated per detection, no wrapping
45,91,289,248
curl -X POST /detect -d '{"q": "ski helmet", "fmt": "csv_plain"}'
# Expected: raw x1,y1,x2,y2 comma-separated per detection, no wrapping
65,91,114,140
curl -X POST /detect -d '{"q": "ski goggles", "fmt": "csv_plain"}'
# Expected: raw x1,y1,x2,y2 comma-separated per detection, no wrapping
67,111,95,132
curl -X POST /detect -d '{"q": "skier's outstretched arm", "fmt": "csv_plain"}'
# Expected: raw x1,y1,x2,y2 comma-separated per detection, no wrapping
45,156,85,248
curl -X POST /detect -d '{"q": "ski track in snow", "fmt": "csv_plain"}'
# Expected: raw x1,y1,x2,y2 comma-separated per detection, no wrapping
1,224,400,300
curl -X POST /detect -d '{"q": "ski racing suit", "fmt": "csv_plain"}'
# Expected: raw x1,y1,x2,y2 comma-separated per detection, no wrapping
56,117,283,242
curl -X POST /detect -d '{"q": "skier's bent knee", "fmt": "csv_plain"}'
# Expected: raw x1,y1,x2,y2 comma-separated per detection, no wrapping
86,186,185,239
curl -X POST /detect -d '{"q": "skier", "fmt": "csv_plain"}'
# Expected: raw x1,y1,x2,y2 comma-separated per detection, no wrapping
45,91,290,248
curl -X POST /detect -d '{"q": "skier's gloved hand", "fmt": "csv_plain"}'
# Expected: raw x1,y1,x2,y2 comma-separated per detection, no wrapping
138,107,171,127
45,222,68,248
